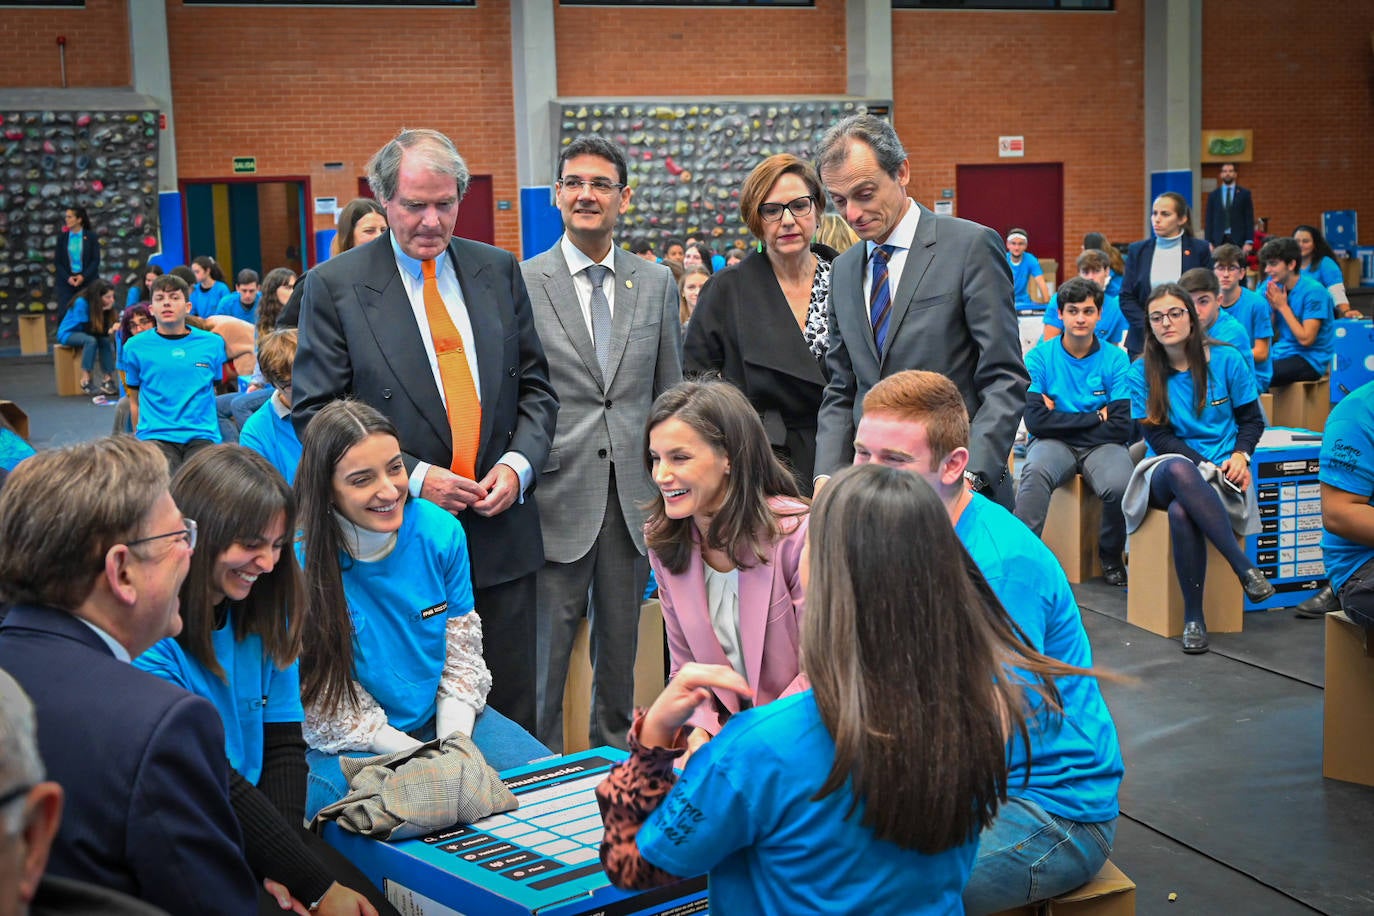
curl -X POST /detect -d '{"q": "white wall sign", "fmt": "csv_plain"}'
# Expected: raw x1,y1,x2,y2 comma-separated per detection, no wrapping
998,136,1025,158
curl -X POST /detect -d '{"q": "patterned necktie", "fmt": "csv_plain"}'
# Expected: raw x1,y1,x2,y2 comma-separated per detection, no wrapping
421,258,481,479
585,264,613,375
869,244,897,352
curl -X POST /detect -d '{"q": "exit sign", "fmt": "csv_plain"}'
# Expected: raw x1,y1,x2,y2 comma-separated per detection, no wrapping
232,156,257,174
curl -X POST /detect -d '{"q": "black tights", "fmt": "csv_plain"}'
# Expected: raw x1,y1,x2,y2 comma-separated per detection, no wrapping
1147,458,1253,625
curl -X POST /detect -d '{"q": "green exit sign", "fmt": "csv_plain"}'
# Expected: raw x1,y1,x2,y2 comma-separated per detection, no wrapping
232,156,257,174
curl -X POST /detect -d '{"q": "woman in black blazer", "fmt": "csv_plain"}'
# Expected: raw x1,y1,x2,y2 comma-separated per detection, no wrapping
53,205,101,312
683,154,837,495
1120,192,1212,357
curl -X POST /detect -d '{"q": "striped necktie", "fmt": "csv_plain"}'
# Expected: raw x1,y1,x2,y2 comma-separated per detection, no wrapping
870,244,897,352
421,258,481,479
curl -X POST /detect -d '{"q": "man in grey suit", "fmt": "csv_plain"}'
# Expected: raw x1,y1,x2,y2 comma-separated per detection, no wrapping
813,114,1028,508
521,135,682,752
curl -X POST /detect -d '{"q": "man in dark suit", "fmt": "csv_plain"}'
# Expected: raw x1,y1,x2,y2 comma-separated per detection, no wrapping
293,129,558,734
813,114,1028,508
1204,163,1254,252
521,135,681,753
0,437,256,915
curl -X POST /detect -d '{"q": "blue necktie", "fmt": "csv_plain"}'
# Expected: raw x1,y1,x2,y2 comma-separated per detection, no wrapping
869,245,897,352
585,264,613,374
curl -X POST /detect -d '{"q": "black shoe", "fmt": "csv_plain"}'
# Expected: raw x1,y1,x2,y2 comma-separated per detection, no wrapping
1102,564,1128,587
100,378,117,396
1294,585,1339,619
1240,568,1276,602
1181,620,1210,654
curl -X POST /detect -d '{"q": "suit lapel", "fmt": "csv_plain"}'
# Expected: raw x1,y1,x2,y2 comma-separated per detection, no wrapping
602,248,640,384
836,247,879,365
737,560,772,696
883,203,936,368
448,240,502,458
542,249,603,385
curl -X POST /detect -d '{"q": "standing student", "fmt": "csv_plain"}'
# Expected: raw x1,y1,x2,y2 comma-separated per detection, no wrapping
1260,237,1335,387
1125,284,1273,654
678,266,710,329
56,278,118,397
53,206,100,313
1041,249,1129,347
136,446,390,916
121,274,227,473
1295,224,1358,320
1005,228,1048,310
190,256,231,319
1120,193,1213,357
1213,244,1273,392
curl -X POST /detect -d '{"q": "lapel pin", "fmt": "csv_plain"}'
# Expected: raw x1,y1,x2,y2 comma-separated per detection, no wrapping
625,280,633,289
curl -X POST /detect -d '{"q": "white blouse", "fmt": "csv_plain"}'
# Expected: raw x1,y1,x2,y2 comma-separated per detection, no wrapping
702,564,747,681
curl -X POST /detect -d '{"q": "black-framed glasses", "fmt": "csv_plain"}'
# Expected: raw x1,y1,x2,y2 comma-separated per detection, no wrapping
127,518,197,551
558,176,625,195
759,196,814,222
1147,308,1188,326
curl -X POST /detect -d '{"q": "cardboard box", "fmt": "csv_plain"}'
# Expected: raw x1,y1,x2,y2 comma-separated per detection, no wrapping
0,401,29,441
1357,246,1374,287
324,749,708,916
1339,256,1363,290
1323,210,1358,252
1127,508,1243,637
990,859,1136,915
52,345,83,397
1042,475,1104,584
1271,377,1329,432
1331,319,1374,404
1323,612,1374,788
562,600,667,755
1245,431,1325,611
17,314,46,356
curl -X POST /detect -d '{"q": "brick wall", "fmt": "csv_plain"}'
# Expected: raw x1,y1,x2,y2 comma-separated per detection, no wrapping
0,0,131,88
1201,0,1374,248
164,1,520,253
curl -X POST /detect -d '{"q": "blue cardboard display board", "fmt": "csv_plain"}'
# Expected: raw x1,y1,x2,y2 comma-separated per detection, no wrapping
1323,210,1359,253
1332,319,1374,404
1245,430,1325,611
1356,246,1374,287
325,748,708,916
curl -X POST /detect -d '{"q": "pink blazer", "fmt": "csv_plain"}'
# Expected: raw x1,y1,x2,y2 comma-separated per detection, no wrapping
648,497,810,735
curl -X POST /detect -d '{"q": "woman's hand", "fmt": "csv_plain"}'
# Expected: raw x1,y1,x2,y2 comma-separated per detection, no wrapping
1220,452,1250,491
640,664,751,751
678,727,713,768
263,881,378,916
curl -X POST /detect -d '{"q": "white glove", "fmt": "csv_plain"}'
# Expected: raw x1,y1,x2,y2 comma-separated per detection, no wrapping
436,695,477,739
371,724,424,755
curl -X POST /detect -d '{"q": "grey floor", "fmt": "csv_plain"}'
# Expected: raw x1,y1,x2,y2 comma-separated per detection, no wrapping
5,351,1374,915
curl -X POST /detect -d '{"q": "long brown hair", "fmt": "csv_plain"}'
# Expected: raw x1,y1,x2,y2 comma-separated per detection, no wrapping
643,379,803,575
171,445,303,678
803,465,1093,852
76,278,115,336
1141,283,1210,425
294,399,401,713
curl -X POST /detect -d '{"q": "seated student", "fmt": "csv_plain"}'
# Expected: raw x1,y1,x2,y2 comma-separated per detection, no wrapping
1260,237,1335,387
1125,283,1273,654
0,437,257,913
56,278,118,397
1179,267,1258,381
0,412,35,474
1016,278,1134,586
213,269,261,325
1042,249,1130,347
1006,228,1048,310
294,400,549,820
111,304,155,435
851,371,1123,914
190,256,231,319
644,380,809,761
597,464,1100,915
238,329,303,485
125,263,163,309
1295,224,1358,320
1213,244,1274,392
121,274,227,473
135,447,393,916
1083,232,1124,297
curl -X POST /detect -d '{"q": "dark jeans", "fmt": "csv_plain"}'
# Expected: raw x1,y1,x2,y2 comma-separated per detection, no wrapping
151,438,214,475
1270,356,1321,387
1338,557,1374,631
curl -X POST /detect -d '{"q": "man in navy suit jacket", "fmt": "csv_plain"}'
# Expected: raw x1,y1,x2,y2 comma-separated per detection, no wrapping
0,437,256,915
1204,163,1254,252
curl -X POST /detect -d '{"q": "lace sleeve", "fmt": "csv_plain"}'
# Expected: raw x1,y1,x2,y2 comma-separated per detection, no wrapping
437,612,492,713
302,680,388,754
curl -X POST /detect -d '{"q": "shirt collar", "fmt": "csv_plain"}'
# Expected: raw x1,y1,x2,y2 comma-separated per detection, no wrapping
560,234,615,276
79,619,131,663
271,390,291,419
867,198,920,256
391,232,449,281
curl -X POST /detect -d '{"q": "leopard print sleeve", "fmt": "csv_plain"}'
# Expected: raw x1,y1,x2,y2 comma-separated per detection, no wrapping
595,715,688,890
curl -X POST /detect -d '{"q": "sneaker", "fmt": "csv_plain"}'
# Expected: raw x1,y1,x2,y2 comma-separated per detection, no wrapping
91,394,116,405
80,378,94,395
1181,620,1210,654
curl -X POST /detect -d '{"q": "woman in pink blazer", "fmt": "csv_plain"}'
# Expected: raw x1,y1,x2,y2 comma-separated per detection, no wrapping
644,379,810,757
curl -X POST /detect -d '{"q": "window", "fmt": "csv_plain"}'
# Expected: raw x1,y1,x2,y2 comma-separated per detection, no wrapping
894,0,1110,9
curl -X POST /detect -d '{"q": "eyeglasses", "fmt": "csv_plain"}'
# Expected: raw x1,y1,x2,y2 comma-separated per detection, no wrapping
127,518,197,551
758,196,814,222
558,176,625,195
1148,308,1189,325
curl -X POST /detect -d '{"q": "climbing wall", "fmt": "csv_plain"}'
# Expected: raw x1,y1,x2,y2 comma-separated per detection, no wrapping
556,99,875,251
0,108,161,345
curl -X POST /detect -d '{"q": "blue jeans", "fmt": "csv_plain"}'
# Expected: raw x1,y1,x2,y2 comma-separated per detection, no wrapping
962,796,1116,915
64,331,113,373
1014,439,1133,566
231,387,273,426
304,707,551,821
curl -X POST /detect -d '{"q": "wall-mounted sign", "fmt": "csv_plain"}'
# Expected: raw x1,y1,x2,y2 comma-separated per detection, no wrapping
1201,129,1253,163
232,156,257,174
998,136,1025,158
314,197,338,216
934,200,954,215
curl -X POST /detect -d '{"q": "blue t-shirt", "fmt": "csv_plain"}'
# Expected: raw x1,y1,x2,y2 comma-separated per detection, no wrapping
190,281,230,319
238,396,302,485
0,429,35,473
121,327,226,444
213,291,260,326
1222,287,1273,391
1007,252,1045,310
134,609,304,786
1207,311,1258,382
67,231,84,275
317,498,474,734
126,285,143,308
1266,275,1335,375
1129,344,1258,464
1025,335,1131,415
1319,380,1374,592
56,296,98,344
638,691,976,915
954,494,1123,824
1105,269,1122,298
1043,293,1129,346
1303,256,1344,291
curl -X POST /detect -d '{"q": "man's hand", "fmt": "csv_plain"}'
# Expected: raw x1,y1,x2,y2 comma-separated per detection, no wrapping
420,466,487,515
1265,281,1290,314
1097,405,1109,422
472,463,519,517
1042,393,1056,410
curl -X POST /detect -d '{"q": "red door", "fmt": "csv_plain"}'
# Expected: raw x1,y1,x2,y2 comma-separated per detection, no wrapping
956,163,1064,284
355,174,496,246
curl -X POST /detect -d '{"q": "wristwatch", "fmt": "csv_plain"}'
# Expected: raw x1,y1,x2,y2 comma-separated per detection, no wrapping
963,470,990,493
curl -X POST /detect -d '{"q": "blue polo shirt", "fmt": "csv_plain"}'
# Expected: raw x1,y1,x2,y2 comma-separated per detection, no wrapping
56,296,100,344
1303,256,1344,290
121,328,226,444
1007,252,1045,310
190,281,230,318
1207,311,1259,382
1129,344,1258,464
1025,334,1131,414
213,291,261,326
1267,275,1335,375
1319,380,1374,592
239,394,302,485
1043,293,1129,346
1222,286,1274,391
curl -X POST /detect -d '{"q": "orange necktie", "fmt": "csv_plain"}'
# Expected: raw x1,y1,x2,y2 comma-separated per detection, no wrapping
421,258,481,479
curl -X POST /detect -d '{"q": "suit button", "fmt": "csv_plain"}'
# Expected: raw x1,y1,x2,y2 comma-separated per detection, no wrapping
382,388,392,399
604,399,612,409
508,367,517,377
598,448,607,459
